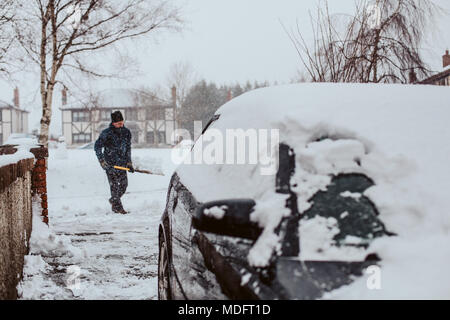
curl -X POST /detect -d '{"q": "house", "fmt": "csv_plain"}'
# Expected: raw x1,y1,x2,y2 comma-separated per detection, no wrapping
0,88,30,145
417,50,450,86
60,87,178,146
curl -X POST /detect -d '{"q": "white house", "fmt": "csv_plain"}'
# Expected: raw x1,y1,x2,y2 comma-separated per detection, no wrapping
60,88,178,146
0,88,29,145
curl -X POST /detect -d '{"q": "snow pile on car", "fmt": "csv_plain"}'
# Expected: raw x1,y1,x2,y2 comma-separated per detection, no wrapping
176,83,450,298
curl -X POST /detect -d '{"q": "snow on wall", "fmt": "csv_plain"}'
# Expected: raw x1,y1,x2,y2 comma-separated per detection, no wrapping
0,147,35,167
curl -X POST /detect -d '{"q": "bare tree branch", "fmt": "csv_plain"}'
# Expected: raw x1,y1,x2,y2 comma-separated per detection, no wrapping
0,0,17,75
14,0,184,145
288,0,440,84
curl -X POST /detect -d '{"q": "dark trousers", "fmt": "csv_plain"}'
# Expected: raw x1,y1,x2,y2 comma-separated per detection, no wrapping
106,169,128,207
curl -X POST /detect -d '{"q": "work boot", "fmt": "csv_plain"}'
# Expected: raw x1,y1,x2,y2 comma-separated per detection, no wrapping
117,207,128,215
112,202,128,214
109,198,117,212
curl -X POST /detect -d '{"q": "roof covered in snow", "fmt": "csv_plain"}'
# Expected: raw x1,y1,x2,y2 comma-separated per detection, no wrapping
418,67,450,84
0,99,29,112
60,89,172,110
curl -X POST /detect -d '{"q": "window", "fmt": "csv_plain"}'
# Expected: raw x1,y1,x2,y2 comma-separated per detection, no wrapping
130,131,139,144
0,110,2,122
146,107,165,120
100,110,111,121
72,133,91,144
126,109,139,121
158,131,166,144
146,131,166,144
146,131,154,144
72,110,90,122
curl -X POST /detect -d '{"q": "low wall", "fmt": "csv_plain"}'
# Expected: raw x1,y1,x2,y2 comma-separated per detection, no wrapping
0,145,48,299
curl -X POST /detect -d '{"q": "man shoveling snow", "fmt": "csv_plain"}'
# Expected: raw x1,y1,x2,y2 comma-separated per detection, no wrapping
94,110,135,214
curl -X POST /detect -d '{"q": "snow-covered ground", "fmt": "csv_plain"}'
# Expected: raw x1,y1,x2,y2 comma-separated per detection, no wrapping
18,148,176,300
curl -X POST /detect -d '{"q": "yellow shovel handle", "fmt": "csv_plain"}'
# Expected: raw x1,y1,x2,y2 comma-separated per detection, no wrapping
113,165,164,176
113,165,130,171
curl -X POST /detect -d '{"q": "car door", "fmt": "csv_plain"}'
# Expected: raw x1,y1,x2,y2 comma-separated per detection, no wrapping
180,144,298,300
169,174,226,299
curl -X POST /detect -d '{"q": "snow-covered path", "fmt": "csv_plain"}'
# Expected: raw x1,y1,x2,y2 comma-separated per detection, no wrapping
18,148,176,299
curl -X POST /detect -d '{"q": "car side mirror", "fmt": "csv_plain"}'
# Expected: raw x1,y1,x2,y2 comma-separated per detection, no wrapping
192,199,262,240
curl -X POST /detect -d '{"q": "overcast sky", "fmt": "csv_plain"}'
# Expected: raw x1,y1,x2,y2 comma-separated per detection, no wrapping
1,0,449,135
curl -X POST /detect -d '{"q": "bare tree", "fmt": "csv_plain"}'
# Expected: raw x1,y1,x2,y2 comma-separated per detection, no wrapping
0,0,16,74
166,60,197,108
14,0,183,145
287,0,439,83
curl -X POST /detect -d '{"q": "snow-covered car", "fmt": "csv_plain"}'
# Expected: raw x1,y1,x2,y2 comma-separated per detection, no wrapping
158,83,450,300
4,133,38,146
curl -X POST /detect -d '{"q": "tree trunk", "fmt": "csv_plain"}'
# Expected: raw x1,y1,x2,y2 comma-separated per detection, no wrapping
39,3,48,145
39,0,57,147
40,84,54,146
369,29,381,83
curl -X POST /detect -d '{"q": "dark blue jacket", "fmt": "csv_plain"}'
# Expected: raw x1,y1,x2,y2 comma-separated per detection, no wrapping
95,123,132,166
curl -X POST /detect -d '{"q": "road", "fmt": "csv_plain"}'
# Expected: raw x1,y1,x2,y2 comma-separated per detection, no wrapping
18,148,175,299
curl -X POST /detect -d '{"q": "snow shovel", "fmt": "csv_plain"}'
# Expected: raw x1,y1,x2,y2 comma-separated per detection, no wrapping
113,165,165,176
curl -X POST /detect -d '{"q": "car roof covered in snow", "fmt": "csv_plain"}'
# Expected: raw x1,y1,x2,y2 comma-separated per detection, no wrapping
176,83,450,298
178,83,450,207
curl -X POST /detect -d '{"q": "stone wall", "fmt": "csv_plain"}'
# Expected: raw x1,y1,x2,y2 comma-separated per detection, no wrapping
0,145,48,299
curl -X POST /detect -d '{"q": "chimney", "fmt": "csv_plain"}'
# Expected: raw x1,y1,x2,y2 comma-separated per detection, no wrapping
409,69,417,84
171,85,177,108
62,88,67,105
13,87,19,108
227,89,232,101
443,50,450,69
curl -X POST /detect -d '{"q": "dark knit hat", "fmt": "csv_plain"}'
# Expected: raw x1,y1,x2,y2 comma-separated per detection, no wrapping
111,111,124,123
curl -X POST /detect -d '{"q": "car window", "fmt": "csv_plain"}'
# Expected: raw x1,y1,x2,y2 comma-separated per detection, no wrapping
301,173,389,247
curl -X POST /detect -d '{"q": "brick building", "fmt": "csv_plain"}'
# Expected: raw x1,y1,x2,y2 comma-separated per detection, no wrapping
418,50,450,86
